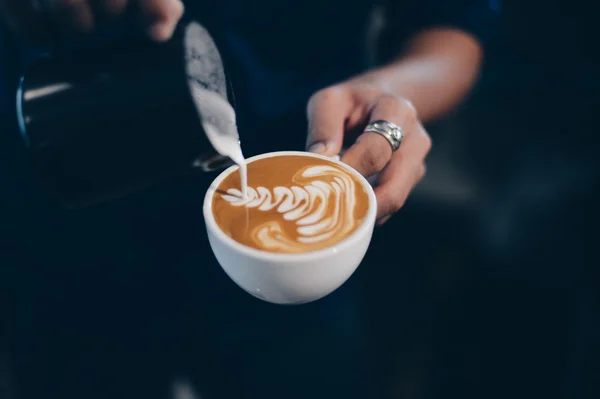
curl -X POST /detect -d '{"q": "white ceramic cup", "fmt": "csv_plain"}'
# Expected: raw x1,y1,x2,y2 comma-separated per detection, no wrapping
203,151,377,305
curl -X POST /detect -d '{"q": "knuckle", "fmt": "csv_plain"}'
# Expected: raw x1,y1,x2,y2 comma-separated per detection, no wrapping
377,93,400,109
396,97,418,123
312,86,343,104
376,94,419,124
399,97,417,115
403,103,419,125
308,86,345,116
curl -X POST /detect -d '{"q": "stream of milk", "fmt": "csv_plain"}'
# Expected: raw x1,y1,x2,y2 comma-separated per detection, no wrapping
190,83,247,198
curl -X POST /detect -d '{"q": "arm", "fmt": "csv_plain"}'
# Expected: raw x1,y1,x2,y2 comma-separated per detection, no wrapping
306,1,500,222
358,0,500,121
355,28,483,122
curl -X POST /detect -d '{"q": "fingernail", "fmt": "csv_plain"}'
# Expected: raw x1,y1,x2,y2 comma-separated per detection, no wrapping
307,142,327,154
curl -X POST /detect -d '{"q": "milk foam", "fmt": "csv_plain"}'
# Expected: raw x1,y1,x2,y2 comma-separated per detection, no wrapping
190,82,248,197
222,165,357,252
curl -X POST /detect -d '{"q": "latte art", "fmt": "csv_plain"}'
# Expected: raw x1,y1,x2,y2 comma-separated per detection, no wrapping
222,165,357,252
212,156,370,253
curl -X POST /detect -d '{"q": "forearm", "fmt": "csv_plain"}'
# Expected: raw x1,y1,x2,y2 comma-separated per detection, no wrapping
354,28,483,122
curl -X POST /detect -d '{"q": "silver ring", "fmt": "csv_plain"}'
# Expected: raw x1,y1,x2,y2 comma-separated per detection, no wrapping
364,120,404,151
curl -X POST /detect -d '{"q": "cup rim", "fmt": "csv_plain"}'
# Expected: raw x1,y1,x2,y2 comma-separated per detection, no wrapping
203,150,377,263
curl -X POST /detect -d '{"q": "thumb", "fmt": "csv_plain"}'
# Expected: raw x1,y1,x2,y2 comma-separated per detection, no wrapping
306,87,352,157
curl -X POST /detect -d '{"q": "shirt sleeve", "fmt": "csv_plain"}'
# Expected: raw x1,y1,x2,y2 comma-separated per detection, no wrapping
380,0,502,56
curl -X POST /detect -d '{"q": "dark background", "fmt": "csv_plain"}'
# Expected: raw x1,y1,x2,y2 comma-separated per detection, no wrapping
1,0,599,398
365,0,600,397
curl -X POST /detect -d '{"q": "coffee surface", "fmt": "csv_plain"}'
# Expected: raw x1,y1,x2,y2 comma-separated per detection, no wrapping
212,155,370,253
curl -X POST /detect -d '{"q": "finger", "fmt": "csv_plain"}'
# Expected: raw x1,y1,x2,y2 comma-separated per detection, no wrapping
340,132,392,177
341,94,417,178
136,0,184,42
306,86,353,157
374,123,431,218
45,0,96,33
0,0,49,42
